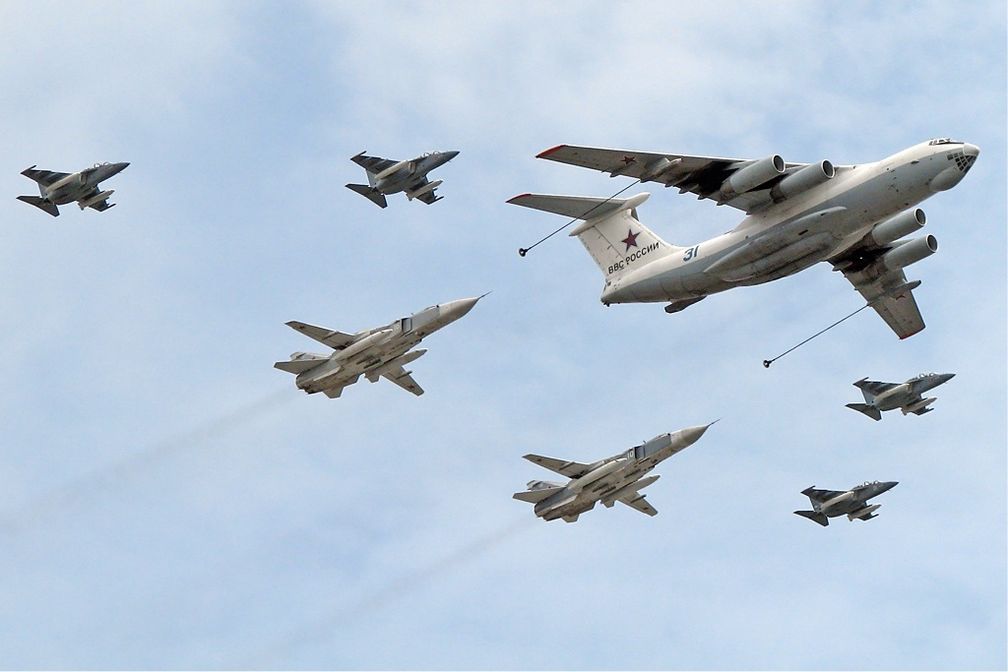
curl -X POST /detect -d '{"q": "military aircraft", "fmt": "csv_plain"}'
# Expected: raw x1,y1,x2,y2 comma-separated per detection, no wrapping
346,150,459,208
17,162,130,216
509,138,980,339
846,372,955,420
794,481,898,526
513,423,714,523
274,295,484,399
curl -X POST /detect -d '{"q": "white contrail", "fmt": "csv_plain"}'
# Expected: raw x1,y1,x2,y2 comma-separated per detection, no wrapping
0,387,295,533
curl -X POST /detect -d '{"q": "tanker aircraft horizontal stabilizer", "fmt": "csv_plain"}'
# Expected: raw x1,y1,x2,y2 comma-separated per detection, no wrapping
794,480,898,526
846,372,954,420
513,422,715,523
346,150,458,207
274,294,485,399
18,162,130,216
509,139,979,338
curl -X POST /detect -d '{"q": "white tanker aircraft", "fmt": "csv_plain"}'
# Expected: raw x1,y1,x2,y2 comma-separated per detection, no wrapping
509,138,979,339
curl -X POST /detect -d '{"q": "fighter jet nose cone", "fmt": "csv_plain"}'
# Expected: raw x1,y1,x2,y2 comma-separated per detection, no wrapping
445,150,460,159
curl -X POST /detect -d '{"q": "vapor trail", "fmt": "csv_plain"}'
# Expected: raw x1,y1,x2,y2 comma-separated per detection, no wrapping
249,516,535,667
1,386,295,533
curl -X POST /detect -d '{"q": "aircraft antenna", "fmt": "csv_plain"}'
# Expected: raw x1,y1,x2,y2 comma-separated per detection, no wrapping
518,180,642,257
762,303,871,368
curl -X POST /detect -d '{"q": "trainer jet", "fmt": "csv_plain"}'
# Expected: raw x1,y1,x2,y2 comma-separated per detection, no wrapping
346,150,458,208
513,422,714,523
17,162,129,216
274,295,484,399
846,372,955,420
509,138,980,339
794,481,898,526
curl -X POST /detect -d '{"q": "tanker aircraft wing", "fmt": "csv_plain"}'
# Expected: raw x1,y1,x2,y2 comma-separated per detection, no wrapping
522,454,592,479
382,365,424,396
536,144,850,213
831,237,929,339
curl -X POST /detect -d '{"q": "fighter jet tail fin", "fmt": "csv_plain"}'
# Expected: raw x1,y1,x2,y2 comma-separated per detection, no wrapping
845,403,882,421
794,510,829,526
16,195,59,217
507,192,677,280
346,183,388,208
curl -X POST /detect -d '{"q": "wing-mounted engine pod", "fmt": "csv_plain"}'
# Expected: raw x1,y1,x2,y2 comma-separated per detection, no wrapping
881,234,937,272
869,208,926,247
719,154,785,202
769,160,835,202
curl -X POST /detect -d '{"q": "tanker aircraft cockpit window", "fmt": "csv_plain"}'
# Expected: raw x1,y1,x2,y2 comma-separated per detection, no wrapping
928,138,963,146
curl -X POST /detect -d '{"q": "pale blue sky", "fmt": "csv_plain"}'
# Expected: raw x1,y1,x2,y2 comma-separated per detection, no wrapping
0,1,1005,669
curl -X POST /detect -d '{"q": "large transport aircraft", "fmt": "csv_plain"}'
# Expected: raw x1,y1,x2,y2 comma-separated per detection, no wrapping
509,139,979,339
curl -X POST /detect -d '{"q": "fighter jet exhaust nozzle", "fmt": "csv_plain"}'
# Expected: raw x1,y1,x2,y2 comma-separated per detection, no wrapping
869,208,926,247
880,234,937,272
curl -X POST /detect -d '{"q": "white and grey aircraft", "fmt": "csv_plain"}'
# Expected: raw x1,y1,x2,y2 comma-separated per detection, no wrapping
346,150,459,208
17,162,130,216
274,295,484,399
846,372,955,421
513,423,714,523
509,139,980,339
794,480,898,526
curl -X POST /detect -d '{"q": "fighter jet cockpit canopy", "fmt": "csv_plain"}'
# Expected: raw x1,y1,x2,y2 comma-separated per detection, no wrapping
927,138,963,146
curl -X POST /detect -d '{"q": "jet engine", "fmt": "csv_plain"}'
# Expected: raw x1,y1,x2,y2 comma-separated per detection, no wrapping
768,160,834,202
869,208,926,247
719,154,785,201
880,234,937,272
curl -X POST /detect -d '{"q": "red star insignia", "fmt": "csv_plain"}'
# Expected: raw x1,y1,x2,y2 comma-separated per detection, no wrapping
622,155,636,165
622,229,640,251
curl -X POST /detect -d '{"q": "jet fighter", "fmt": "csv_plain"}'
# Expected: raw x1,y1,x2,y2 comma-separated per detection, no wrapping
846,372,955,420
513,423,714,523
509,138,980,339
18,162,130,216
794,481,898,526
274,295,484,399
346,150,458,207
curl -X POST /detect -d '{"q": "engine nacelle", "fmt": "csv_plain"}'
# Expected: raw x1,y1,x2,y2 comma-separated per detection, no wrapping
769,160,834,202
640,156,679,182
869,208,926,247
719,154,785,201
880,234,937,272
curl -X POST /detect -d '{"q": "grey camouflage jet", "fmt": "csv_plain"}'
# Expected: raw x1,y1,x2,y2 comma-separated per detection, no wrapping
346,150,459,207
846,372,955,420
274,295,484,399
17,162,129,216
513,423,715,523
794,481,898,526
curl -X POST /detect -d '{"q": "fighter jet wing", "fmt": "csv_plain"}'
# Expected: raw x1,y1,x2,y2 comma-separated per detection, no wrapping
853,378,899,395
522,454,592,479
536,145,849,213
800,486,842,503
285,321,357,350
20,166,69,186
382,366,424,396
618,493,658,517
88,199,114,212
350,152,398,174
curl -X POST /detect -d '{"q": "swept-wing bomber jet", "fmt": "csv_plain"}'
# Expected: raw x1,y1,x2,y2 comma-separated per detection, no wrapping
274,295,485,399
794,481,898,526
846,372,955,420
17,162,130,216
513,422,715,523
509,139,979,338
346,150,458,207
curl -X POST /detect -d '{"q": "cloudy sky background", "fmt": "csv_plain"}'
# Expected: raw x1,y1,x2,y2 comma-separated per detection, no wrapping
0,1,1004,669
